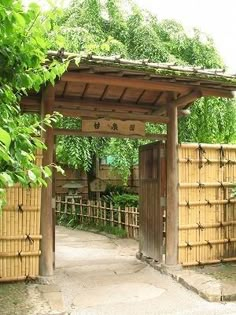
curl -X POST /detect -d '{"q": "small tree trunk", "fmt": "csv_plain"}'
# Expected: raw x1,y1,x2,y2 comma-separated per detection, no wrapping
87,154,97,200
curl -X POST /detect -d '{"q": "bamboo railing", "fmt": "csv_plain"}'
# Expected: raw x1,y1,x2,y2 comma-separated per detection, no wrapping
55,196,139,239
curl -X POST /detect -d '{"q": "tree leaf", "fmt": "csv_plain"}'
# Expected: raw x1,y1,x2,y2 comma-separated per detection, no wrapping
0,128,11,149
28,170,37,182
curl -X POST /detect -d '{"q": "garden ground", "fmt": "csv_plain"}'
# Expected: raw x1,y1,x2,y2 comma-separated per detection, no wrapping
1,226,236,315
53,226,236,315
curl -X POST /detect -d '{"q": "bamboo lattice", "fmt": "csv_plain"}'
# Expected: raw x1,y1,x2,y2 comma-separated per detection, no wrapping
178,143,236,266
0,152,42,282
55,196,139,239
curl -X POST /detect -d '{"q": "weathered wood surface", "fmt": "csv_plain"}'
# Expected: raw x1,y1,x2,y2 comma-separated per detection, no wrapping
139,142,166,262
40,85,54,276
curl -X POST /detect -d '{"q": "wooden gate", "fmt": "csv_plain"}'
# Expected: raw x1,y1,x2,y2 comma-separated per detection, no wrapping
139,141,166,262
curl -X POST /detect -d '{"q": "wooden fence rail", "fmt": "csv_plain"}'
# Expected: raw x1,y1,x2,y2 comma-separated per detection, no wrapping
55,196,139,239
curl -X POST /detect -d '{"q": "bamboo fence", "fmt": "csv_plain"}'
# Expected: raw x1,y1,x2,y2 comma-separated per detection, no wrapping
0,152,42,282
55,196,139,239
2,143,236,280
178,143,236,266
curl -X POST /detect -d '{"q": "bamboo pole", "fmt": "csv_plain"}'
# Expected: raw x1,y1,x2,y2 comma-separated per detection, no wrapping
125,207,129,236
182,256,236,267
0,275,37,283
179,143,236,150
178,158,236,164
179,221,236,230
110,203,114,227
0,235,42,240
0,251,41,257
179,182,235,188
179,238,236,247
179,199,236,207
104,202,107,226
118,206,122,228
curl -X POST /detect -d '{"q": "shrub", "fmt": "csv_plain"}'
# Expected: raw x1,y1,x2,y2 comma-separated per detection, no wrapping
112,194,139,208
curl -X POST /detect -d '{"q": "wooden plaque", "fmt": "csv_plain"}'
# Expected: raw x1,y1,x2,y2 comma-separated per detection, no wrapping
82,119,145,136
90,178,106,192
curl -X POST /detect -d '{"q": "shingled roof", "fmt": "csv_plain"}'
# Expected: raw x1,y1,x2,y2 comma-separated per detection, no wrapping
21,50,236,122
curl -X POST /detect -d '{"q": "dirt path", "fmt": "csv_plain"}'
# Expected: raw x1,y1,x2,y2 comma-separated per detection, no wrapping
0,282,51,315
54,226,236,315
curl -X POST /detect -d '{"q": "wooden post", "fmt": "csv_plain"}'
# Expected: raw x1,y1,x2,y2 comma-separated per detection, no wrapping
166,104,178,265
40,84,55,276
52,135,56,270
95,157,100,201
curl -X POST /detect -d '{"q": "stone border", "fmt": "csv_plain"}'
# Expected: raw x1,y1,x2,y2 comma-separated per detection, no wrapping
136,252,236,302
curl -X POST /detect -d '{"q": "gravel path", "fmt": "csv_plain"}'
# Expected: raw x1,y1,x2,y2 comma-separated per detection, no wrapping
54,226,236,315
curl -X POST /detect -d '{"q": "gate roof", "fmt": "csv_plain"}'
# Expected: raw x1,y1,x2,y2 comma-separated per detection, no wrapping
21,51,236,124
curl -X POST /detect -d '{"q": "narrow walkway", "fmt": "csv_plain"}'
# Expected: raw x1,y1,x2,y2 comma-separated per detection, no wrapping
54,226,236,315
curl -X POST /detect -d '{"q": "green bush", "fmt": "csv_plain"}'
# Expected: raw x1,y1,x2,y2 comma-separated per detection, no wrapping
102,184,130,196
56,213,127,238
101,184,138,208
112,194,139,208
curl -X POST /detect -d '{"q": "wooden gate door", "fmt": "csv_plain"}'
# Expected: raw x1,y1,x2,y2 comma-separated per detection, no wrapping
139,141,166,262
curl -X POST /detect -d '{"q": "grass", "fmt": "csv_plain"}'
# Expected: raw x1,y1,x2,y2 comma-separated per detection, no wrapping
56,213,127,238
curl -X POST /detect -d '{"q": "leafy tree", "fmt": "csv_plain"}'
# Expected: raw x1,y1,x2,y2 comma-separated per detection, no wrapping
0,0,67,206
51,0,236,181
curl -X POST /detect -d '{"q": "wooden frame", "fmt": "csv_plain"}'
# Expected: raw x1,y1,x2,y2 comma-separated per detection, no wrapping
20,52,236,275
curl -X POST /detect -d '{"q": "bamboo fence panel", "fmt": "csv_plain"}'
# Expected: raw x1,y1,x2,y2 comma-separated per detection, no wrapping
56,196,139,239
0,152,42,282
178,144,236,266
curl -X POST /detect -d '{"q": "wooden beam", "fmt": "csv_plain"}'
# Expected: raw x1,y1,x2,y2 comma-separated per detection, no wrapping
22,96,159,114
54,107,170,124
54,128,167,140
21,96,190,118
40,84,54,277
202,88,235,98
153,90,202,115
171,89,202,107
55,97,155,113
61,73,191,93
166,102,178,265
60,72,235,98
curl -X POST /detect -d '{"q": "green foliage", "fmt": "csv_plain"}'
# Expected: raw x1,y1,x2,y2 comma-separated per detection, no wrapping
103,183,131,196
0,0,67,206
50,0,236,182
57,213,127,237
102,138,141,182
56,117,107,170
179,98,236,143
112,194,139,208
101,184,139,207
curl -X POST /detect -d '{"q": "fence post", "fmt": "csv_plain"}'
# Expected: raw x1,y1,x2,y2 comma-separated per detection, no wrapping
118,206,122,229
56,195,61,215
104,201,107,226
110,203,114,227
79,198,83,224
125,207,129,237
135,207,138,239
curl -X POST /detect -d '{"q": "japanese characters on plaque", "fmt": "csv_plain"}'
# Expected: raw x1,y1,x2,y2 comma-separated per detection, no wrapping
90,178,106,192
82,119,145,136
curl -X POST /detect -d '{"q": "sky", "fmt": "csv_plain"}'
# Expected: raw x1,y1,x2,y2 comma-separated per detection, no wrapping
23,0,236,72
